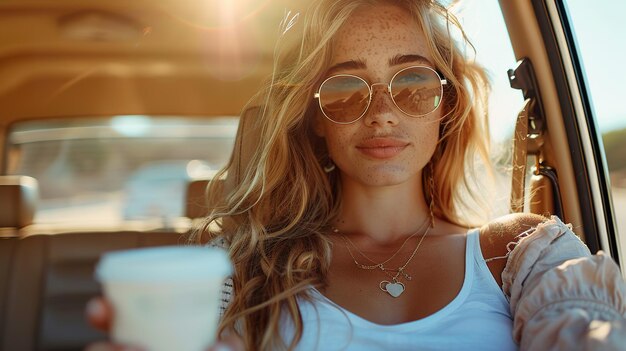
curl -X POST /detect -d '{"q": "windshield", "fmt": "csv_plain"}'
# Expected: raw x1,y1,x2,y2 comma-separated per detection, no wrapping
6,116,237,227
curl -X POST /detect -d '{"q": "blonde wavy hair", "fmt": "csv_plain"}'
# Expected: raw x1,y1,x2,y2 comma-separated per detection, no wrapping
196,0,490,349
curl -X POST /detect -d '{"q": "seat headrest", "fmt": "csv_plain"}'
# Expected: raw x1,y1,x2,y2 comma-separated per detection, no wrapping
0,176,38,228
185,178,212,219
223,105,262,194
184,106,262,220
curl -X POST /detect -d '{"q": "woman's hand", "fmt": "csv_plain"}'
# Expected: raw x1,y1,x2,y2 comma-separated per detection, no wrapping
84,296,245,351
84,297,143,351
85,297,112,333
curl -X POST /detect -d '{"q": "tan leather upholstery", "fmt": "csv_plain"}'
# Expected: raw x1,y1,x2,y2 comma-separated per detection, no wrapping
0,176,38,229
0,178,188,350
0,231,184,351
0,237,18,350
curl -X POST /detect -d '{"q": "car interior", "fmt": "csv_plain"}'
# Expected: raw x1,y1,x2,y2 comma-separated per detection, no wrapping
0,0,621,350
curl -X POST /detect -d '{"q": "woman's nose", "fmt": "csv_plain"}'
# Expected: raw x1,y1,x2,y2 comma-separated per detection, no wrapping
364,83,400,126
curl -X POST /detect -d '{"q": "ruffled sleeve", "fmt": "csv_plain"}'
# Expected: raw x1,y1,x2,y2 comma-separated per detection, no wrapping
502,216,626,350
206,236,234,319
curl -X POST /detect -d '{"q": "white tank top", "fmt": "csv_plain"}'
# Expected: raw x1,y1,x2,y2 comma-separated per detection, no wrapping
280,229,518,350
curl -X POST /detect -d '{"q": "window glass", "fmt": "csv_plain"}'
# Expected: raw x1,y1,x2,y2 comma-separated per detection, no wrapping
7,116,238,227
451,0,525,220
565,0,626,257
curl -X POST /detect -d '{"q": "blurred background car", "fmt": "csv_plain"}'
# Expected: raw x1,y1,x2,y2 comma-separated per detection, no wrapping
122,159,216,223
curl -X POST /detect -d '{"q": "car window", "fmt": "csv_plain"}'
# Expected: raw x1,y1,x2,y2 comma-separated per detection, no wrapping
6,116,237,227
451,0,524,220
564,0,626,264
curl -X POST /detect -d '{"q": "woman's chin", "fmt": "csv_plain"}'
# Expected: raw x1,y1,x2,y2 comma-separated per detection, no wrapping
342,169,418,188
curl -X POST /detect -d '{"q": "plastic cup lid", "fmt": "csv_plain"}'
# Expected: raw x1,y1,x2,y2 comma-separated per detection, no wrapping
95,246,232,283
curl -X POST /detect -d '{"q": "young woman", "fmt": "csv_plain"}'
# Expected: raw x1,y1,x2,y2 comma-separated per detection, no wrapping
88,0,626,350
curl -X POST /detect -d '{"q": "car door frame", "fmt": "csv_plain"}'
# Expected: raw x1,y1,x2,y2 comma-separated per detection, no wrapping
499,0,620,266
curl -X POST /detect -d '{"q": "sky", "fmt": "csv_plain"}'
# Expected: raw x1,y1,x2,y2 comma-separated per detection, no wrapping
566,0,626,132
450,0,626,141
451,0,532,142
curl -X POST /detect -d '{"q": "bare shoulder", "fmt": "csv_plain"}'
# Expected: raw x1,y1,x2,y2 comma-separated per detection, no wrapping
478,213,547,286
479,213,546,255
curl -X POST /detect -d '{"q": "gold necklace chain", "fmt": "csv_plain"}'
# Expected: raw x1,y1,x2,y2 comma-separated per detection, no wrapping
341,226,430,279
342,236,410,282
336,216,430,270
340,225,432,298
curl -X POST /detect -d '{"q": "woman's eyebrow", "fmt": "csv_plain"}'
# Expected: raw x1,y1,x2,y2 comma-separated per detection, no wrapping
325,59,366,75
325,54,431,76
389,54,432,66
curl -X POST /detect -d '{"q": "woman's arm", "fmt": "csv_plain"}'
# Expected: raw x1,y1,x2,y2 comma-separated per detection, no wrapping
483,214,626,350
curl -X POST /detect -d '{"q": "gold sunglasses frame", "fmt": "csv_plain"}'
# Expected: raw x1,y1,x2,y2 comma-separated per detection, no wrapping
314,65,448,124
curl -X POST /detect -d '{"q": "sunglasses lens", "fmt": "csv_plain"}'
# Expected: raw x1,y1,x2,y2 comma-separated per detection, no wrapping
391,67,443,117
318,76,369,123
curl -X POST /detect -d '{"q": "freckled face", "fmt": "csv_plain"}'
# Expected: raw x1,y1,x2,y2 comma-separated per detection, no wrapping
314,4,441,187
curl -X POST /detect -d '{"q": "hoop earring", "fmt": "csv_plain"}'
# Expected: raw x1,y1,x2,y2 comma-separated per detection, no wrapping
428,162,436,228
323,155,336,173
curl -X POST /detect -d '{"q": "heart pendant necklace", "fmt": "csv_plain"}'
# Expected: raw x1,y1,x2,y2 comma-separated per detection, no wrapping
377,266,411,298
380,279,406,298
336,220,432,298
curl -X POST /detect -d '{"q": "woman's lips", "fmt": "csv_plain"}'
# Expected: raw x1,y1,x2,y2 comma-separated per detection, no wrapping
356,138,409,159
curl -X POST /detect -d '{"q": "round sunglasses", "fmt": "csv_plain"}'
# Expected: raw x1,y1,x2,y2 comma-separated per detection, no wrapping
314,65,447,124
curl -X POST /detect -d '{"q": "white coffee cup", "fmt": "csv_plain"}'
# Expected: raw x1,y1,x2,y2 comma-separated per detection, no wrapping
95,246,232,351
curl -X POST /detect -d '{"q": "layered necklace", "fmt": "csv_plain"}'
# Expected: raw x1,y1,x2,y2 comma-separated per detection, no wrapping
333,217,432,298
